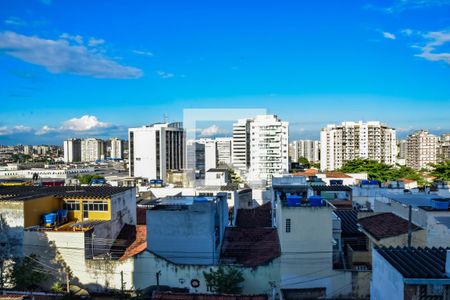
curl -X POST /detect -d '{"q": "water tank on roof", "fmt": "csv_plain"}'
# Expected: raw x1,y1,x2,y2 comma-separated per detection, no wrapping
194,197,209,203
431,198,450,210
361,180,370,185
42,213,57,227
370,180,380,185
308,196,324,207
287,195,301,207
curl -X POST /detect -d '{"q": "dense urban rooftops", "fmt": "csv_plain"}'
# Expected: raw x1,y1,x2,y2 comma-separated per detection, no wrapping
0,186,133,200
358,213,420,240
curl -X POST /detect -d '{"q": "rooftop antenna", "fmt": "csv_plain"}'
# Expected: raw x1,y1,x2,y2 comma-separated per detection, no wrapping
163,114,168,123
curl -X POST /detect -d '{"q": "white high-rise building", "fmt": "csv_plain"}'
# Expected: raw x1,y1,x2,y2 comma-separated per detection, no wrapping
216,137,232,166
81,138,104,162
128,122,185,180
204,139,217,172
110,138,124,159
232,119,251,171
64,138,81,163
289,140,320,163
320,121,396,171
248,115,289,181
406,130,438,169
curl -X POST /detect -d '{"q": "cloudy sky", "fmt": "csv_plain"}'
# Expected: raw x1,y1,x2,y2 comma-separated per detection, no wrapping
0,0,449,144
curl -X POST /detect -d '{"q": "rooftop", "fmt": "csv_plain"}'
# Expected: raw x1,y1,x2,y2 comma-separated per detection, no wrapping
152,292,267,300
235,202,272,228
221,227,280,267
311,185,352,192
325,171,352,178
334,210,363,236
379,192,448,208
358,213,420,240
150,195,220,210
376,247,450,279
0,186,133,200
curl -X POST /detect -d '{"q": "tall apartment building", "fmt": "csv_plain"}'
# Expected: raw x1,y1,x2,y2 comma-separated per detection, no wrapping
289,140,320,163
438,133,450,162
204,139,217,172
232,119,251,171
81,138,104,162
248,115,289,181
128,122,185,180
63,138,81,163
397,139,408,159
216,137,232,166
109,138,124,159
406,130,438,169
320,121,396,171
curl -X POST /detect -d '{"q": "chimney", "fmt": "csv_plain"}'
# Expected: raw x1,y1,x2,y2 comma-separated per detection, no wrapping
446,250,450,277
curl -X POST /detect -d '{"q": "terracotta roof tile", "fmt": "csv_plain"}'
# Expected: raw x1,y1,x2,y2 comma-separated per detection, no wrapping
358,213,420,241
221,227,280,267
325,171,352,178
292,169,318,177
110,224,147,260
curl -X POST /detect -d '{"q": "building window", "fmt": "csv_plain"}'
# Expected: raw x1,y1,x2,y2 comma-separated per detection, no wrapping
64,200,80,211
285,218,291,233
84,201,108,211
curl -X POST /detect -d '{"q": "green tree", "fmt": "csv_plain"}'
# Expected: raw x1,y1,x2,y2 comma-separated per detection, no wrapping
297,157,311,168
10,254,49,289
430,161,450,182
77,174,104,185
203,266,244,294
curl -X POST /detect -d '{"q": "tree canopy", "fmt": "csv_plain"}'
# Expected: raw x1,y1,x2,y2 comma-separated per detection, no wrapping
77,174,104,185
203,266,244,294
339,159,427,185
9,254,49,290
430,161,450,182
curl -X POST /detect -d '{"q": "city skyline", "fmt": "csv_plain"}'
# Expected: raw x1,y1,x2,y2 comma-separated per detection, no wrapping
1,0,450,144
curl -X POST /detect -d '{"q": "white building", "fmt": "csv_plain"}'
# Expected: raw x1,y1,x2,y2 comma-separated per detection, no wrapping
128,122,185,181
248,115,289,181
64,138,81,163
320,121,396,171
289,140,320,163
204,139,217,172
81,138,104,162
406,130,438,169
232,118,251,171
216,137,233,166
109,138,124,159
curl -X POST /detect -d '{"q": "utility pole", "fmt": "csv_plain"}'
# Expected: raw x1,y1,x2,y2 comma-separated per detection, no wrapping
156,271,161,291
407,204,412,247
66,270,70,293
120,270,124,299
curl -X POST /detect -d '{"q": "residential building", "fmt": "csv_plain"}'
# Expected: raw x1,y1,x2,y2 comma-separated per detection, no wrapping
63,138,81,163
271,175,352,299
406,130,438,169
81,138,104,162
232,118,251,171
109,137,124,159
248,115,289,181
146,194,228,265
204,139,217,172
186,139,205,179
216,137,233,166
439,133,450,161
372,247,450,300
23,145,31,155
128,122,185,180
320,121,397,171
289,140,320,163
397,139,407,165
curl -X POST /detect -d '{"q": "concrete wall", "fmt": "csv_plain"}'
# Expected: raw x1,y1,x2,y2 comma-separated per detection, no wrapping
0,201,25,257
371,249,404,300
147,197,228,265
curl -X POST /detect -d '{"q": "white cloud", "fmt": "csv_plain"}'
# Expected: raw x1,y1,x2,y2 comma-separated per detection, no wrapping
415,30,450,64
88,37,105,47
401,28,414,36
36,115,111,135
0,125,32,136
156,70,175,78
133,50,154,57
383,31,396,40
383,0,450,13
0,31,143,79
200,125,228,137
4,17,27,27
60,33,83,44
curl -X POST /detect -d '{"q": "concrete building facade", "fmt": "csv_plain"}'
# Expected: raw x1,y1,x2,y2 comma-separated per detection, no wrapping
320,121,397,171
81,138,105,162
128,122,185,181
406,130,438,169
289,140,320,163
63,138,81,163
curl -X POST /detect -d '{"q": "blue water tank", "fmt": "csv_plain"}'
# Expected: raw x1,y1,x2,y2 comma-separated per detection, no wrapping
194,197,209,203
361,180,370,185
57,209,68,223
43,213,57,227
309,196,324,207
287,195,301,207
431,199,449,210
370,180,380,185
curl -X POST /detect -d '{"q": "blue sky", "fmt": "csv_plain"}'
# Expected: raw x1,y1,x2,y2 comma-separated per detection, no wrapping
0,0,449,144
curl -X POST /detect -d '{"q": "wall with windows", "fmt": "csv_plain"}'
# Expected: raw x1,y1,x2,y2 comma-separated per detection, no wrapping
63,197,111,222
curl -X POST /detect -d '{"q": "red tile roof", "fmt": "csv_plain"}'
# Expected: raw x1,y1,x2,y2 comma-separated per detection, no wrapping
120,225,147,260
137,206,147,225
358,213,420,241
221,227,280,267
292,169,318,177
325,171,352,178
110,224,147,260
152,291,268,300
235,202,272,228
